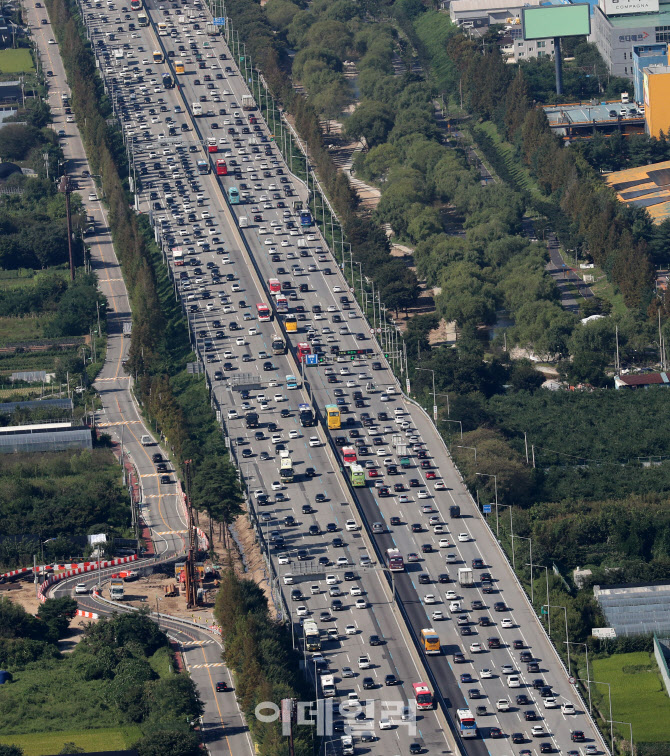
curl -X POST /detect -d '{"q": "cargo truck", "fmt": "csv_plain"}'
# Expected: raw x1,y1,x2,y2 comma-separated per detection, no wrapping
320,674,336,698
450,505,461,518
205,22,219,35
123,321,132,338
458,567,474,587
109,578,125,600
196,159,210,174
242,94,256,111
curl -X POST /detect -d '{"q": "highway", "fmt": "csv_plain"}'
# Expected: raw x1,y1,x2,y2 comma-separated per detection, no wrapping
26,3,252,754
33,1,611,755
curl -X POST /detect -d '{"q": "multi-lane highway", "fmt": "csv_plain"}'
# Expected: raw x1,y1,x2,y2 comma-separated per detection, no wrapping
26,4,252,754
31,1,611,755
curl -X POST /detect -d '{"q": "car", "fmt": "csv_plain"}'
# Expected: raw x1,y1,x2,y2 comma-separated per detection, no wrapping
308,436,320,447
470,642,483,653
476,705,488,717
585,746,598,755
355,598,367,609
439,539,450,548
540,744,553,754
341,666,354,678
489,727,503,738
384,673,399,686
543,696,558,708
501,664,515,675
408,552,420,562
525,710,537,721
512,733,526,744
409,744,422,755
216,681,228,691
480,668,493,678
345,519,358,531
571,731,585,742
74,583,88,595
423,594,437,604
438,573,450,583
345,624,357,635
358,655,370,668
48,38,57,44
379,716,392,730
457,532,469,542
363,676,376,690
496,699,510,711
516,694,530,706
468,688,481,699
531,726,546,738
501,618,514,628
296,605,307,616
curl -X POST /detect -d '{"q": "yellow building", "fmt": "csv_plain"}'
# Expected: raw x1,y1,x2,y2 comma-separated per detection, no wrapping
643,65,670,138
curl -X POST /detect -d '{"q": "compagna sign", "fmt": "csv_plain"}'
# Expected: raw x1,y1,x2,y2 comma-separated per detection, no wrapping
600,0,659,15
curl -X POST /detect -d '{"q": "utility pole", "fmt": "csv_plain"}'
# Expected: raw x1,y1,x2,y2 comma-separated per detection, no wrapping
58,175,75,281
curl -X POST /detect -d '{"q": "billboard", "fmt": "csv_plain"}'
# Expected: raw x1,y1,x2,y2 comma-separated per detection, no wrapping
600,0,658,15
522,4,591,40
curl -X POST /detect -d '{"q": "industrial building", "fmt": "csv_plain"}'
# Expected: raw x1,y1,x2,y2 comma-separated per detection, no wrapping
594,582,670,634
605,160,670,222
0,422,92,454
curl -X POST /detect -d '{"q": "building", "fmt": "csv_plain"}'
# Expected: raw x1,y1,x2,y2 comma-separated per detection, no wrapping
641,63,670,134
0,422,92,453
614,371,670,388
605,160,670,222
632,42,668,100
448,0,556,61
594,582,670,634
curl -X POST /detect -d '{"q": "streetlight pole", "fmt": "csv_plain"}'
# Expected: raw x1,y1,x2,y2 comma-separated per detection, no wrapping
415,367,436,421
544,604,569,671
435,392,450,417
582,680,612,748
442,418,463,440
476,472,498,537
607,720,633,756
499,504,515,569
456,445,476,463
565,641,591,712
527,561,549,631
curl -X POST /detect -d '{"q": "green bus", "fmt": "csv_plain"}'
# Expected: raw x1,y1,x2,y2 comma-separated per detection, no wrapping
350,464,366,487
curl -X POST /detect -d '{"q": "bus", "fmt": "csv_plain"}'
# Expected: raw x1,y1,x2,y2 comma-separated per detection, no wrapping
272,337,285,355
162,73,173,89
207,138,218,154
350,464,366,487
303,620,320,652
420,629,440,655
175,60,185,74
386,548,404,572
325,405,341,430
342,446,357,466
153,50,164,63
157,21,167,35
215,159,227,176
286,375,298,390
285,315,297,333
268,278,281,294
192,102,203,116
137,11,148,25
130,0,142,9
172,247,184,266
297,342,312,362
456,709,477,738
228,187,240,204
275,295,288,314
256,303,271,322
299,209,313,226
413,682,434,710
280,457,294,483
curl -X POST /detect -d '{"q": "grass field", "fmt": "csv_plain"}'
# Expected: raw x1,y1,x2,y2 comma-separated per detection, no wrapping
0,727,141,755
592,652,670,742
0,315,54,344
0,48,35,74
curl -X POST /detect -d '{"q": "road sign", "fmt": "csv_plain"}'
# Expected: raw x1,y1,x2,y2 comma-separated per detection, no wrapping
305,354,318,366
405,378,410,393
212,17,225,24
483,504,492,513
541,606,548,615
433,405,438,421
569,676,576,685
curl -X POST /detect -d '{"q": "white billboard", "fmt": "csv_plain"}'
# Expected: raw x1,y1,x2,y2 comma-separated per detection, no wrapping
600,0,659,16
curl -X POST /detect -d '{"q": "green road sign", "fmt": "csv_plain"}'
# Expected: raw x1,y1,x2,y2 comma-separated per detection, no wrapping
541,607,548,615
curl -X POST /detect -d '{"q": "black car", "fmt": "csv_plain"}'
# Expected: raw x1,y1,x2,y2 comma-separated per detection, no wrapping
216,681,228,692
453,651,465,663
390,516,401,526
513,639,525,649
438,573,450,583
525,710,537,721
326,523,338,532
468,688,481,699
160,475,171,484
297,550,309,560
540,744,553,753
418,573,431,584
315,493,326,503
384,674,399,686
479,616,492,626
369,634,383,646
494,601,507,612
516,694,530,706
409,743,423,754
305,467,316,477
332,537,344,547
512,733,526,744
343,571,356,581
571,732,585,742
527,662,541,673
489,727,502,738
331,600,343,611
362,676,375,690
411,523,422,533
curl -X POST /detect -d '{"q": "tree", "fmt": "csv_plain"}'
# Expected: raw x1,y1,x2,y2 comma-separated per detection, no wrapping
191,456,244,548
305,20,352,59
0,124,43,161
0,746,24,756
38,596,78,640
133,730,201,756
344,101,395,148
58,744,84,754
264,0,300,30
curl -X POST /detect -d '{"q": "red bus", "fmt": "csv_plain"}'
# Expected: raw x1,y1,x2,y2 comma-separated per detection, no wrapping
342,446,357,466
208,143,218,154
276,295,288,314
256,303,271,322
386,548,404,572
130,0,142,9
412,682,434,710
297,342,312,362
215,159,227,175
268,278,281,294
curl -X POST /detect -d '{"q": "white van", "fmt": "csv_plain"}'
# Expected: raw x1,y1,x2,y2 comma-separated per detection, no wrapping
283,574,294,585
239,216,248,228
141,435,154,446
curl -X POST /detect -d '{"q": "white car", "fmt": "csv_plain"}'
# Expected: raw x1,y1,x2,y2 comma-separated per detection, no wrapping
326,574,338,585
434,525,446,535
308,436,320,447
470,642,483,653
350,585,362,596
445,590,458,600
418,490,429,499
332,286,342,293
288,430,299,439
376,448,388,456
496,699,510,711
379,717,392,730
235,337,245,346
271,481,282,490
531,726,546,738
438,539,450,548
345,520,358,531
88,193,98,201
507,675,521,688
358,655,370,669
345,624,357,635
543,697,558,709
355,598,367,609
253,489,265,498
501,618,514,628
562,702,576,715
457,532,469,542
48,38,57,44
278,555,290,565
480,668,493,678
227,409,238,419
296,606,308,617
74,583,88,595
423,594,437,604
501,665,514,675
434,481,447,490
431,610,444,621
336,556,349,566
271,435,282,444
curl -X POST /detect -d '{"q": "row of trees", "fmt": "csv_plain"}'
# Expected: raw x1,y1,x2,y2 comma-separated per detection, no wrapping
0,604,202,756
48,0,242,532
215,570,313,756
